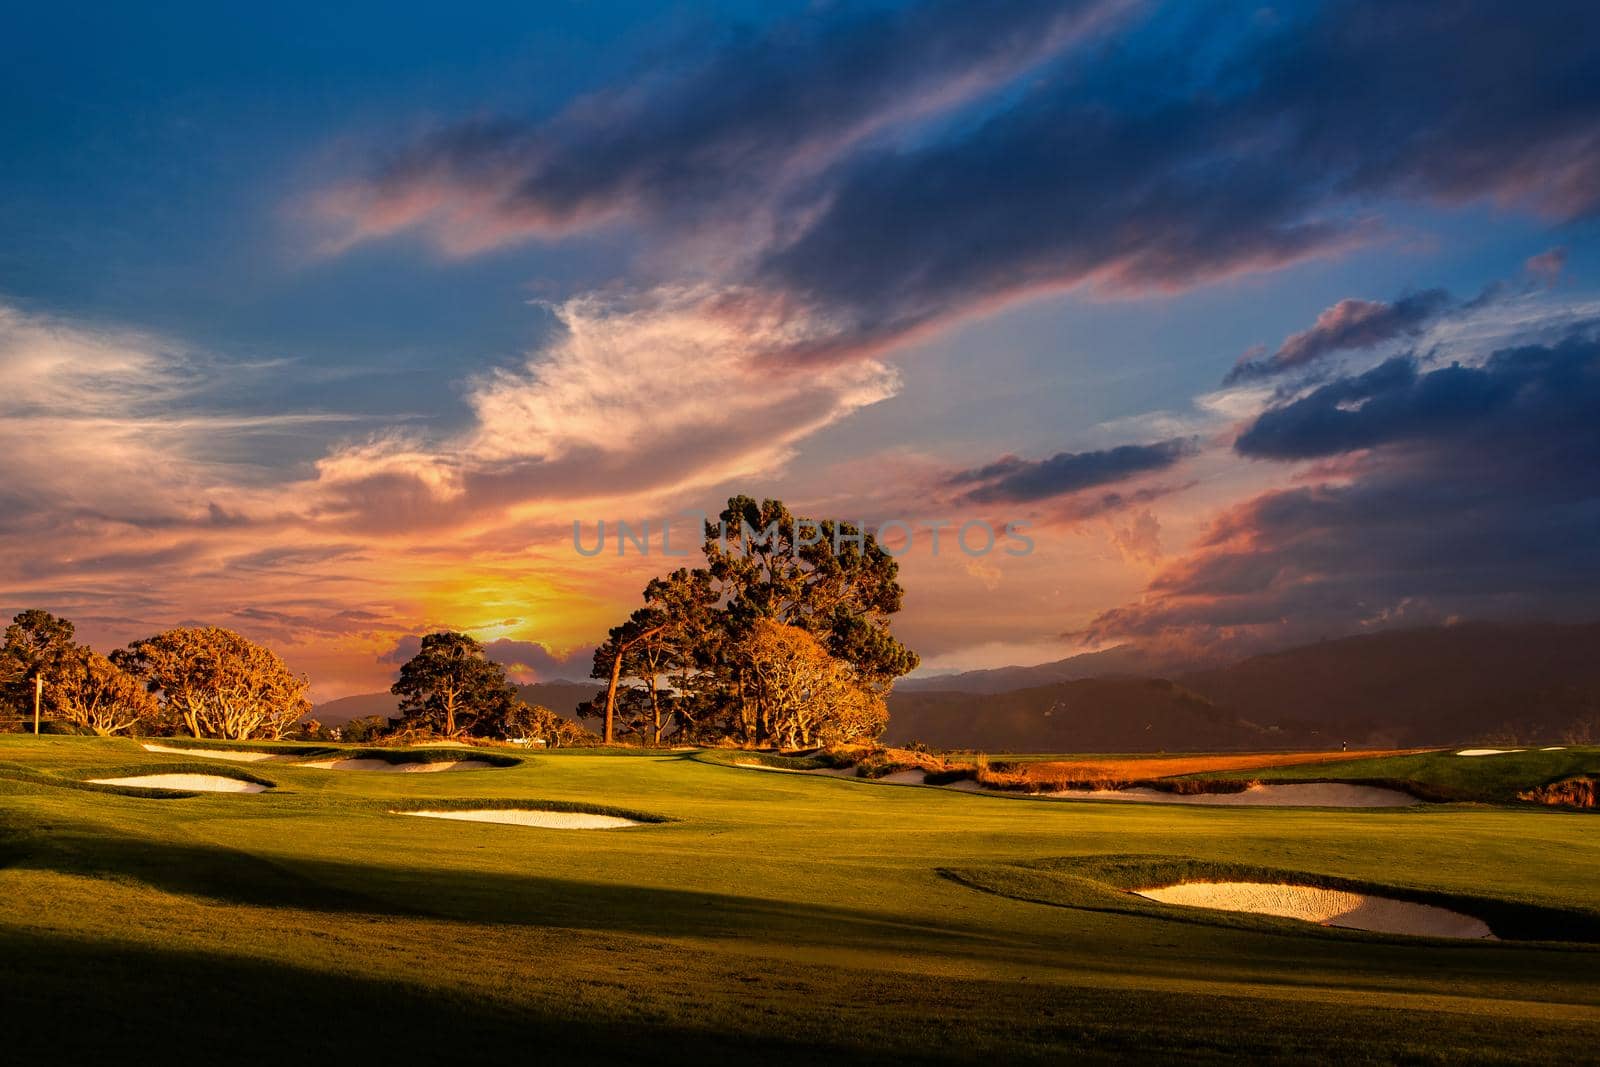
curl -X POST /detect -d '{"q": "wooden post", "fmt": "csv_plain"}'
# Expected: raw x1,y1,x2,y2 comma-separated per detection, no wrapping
33,675,43,734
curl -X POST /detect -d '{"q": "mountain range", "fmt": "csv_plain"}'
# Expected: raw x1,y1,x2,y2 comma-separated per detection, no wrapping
314,621,1600,751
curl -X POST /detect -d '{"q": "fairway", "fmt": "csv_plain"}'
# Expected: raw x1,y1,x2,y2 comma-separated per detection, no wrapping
1,736,1596,1064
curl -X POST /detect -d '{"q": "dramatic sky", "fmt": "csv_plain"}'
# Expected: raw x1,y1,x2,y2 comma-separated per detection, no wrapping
5,0,1599,698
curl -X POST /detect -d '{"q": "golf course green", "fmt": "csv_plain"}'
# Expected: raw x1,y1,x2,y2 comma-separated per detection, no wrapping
1,735,1596,1064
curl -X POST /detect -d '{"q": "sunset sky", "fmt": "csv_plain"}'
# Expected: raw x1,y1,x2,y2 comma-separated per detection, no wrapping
4,0,1598,699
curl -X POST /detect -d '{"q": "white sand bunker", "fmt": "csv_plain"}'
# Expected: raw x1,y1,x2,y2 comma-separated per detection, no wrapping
734,761,809,773
1541,746,1567,751
90,773,266,793
396,809,640,829
297,758,495,772
1456,748,1524,756
1137,881,1495,940
141,743,281,762
946,780,1418,807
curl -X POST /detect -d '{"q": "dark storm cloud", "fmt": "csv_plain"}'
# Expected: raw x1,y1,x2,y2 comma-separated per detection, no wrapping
1090,324,1600,644
1234,334,1600,461
1225,290,1452,383
760,0,1600,347
950,437,1197,504
343,0,1129,238
329,1,1600,364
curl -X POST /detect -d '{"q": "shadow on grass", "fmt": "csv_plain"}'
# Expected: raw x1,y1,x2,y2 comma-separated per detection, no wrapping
0,928,864,1066
0,816,1021,955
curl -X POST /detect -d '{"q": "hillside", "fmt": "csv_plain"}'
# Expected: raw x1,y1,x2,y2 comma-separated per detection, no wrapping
885,678,1278,751
1177,621,1600,747
889,621,1600,752
311,691,397,727
896,644,1191,694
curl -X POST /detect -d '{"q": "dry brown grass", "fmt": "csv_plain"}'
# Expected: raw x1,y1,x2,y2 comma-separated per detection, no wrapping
1518,777,1597,809
968,749,1428,792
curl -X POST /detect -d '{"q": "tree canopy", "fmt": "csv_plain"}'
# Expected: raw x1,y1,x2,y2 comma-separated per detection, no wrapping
0,609,80,719
115,626,310,740
53,647,161,736
390,632,517,737
585,495,917,747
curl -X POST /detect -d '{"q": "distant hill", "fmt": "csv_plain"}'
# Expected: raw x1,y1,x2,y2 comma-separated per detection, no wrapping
1176,621,1600,747
514,681,596,719
312,622,1599,749
886,677,1278,751
312,680,596,727
889,621,1600,751
895,644,1195,694
311,691,397,727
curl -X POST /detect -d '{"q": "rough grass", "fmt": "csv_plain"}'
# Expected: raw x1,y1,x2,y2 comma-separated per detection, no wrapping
1,734,1598,1063
1519,776,1597,808
974,750,1428,791
1180,746,1600,806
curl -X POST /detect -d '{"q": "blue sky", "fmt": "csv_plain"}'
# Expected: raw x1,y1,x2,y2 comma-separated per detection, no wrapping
3,0,1597,695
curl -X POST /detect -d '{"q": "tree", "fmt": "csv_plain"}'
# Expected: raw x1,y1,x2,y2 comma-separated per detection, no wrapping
502,701,597,748
115,627,310,740
52,648,160,736
0,609,80,725
390,632,516,737
584,496,918,747
591,567,722,744
339,715,389,743
704,497,918,690
737,620,887,749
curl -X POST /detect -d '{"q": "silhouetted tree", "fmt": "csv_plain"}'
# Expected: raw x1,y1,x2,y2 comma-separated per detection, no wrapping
0,609,80,724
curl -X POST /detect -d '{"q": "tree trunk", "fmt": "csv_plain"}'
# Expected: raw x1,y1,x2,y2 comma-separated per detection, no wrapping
603,650,625,744
648,676,661,746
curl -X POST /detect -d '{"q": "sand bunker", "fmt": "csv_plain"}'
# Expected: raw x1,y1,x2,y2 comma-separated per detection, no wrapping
945,780,1419,807
90,773,266,793
734,761,809,773
1456,748,1524,756
297,758,494,772
1541,746,1567,751
396,809,640,829
141,743,281,762
1136,881,1494,939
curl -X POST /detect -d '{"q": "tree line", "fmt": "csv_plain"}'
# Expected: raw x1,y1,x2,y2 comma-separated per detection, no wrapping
0,610,593,745
1,496,919,750
0,611,310,738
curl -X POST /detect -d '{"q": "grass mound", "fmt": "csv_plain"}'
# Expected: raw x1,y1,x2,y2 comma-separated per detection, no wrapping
312,747,522,768
939,855,1600,945
0,760,277,798
384,796,674,824
693,749,827,772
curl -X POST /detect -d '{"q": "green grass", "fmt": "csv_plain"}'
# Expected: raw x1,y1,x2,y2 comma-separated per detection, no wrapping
1,735,1597,1064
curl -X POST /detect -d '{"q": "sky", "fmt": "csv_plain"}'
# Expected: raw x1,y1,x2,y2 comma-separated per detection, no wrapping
4,0,1599,699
